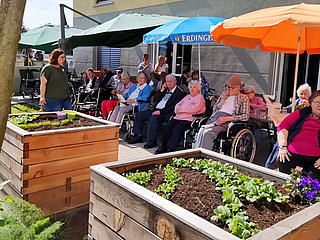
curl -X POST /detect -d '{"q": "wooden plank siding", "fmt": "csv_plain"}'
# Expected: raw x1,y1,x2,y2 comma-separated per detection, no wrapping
90,192,161,240
23,139,119,165
91,170,215,240
23,168,90,194
1,139,24,164
37,191,90,216
88,214,124,240
91,149,320,240
26,180,90,205
0,112,119,216
23,127,119,150
23,151,118,180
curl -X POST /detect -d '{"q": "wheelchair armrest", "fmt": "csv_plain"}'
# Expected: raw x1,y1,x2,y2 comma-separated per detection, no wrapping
192,113,206,118
230,121,248,125
227,121,249,137
136,100,150,103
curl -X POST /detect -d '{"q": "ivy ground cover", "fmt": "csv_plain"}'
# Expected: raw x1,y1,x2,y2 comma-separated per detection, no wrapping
124,158,309,239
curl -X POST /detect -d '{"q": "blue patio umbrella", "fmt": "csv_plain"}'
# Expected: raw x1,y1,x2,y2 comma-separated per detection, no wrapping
143,16,225,74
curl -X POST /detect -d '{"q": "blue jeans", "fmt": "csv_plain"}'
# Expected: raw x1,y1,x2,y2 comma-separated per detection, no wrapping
44,97,72,112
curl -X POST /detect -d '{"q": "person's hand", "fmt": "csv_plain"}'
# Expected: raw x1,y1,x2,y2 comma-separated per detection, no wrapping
221,91,229,101
126,99,135,103
314,158,320,169
302,99,310,107
111,89,117,95
215,116,231,126
277,147,291,163
161,83,167,92
152,110,160,115
117,90,123,95
39,97,46,105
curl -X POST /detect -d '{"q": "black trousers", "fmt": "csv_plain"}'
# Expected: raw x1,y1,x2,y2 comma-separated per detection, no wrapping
161,118,191,151
278,151,320,180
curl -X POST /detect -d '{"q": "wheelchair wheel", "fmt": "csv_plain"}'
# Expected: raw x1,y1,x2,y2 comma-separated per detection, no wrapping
231,129,256,162
123,132,131,141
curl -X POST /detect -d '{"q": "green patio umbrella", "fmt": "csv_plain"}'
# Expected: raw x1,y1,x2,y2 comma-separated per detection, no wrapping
67,13,182,48
19,24,83,53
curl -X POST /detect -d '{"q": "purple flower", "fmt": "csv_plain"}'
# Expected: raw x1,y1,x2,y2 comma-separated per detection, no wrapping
305,191,317,201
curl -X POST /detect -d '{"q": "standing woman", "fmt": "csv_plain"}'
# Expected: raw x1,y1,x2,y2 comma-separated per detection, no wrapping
39,48,72,111
155,55,168,75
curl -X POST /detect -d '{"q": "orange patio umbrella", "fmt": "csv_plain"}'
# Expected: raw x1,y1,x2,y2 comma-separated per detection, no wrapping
210,3,320,111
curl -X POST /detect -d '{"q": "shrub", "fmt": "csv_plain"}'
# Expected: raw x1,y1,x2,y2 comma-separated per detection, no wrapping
0,197,63,240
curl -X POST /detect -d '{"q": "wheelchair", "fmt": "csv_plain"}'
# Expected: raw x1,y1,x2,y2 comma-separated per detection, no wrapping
19,69,40,99
212,121,256,162
107,102,139,141
74,87,112,116
185,117,256,163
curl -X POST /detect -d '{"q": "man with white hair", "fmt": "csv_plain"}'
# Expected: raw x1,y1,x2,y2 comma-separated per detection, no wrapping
195,75,250,150
128,74,186,147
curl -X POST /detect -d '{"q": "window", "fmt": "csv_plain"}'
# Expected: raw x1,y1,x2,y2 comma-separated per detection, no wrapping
94,0,113,5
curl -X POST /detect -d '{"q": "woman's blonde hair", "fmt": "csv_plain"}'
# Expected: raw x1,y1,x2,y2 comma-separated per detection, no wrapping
121,72,130,80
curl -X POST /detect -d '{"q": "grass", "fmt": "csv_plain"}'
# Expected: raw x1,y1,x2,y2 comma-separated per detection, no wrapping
11,103,41,114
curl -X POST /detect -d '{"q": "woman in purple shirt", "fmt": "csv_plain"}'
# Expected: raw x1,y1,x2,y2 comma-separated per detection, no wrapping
155,80,206,154
101,72,134,119
278,90,320,179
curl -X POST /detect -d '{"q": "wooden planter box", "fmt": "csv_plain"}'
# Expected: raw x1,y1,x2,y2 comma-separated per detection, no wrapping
89,148,320,240
0,112,119,216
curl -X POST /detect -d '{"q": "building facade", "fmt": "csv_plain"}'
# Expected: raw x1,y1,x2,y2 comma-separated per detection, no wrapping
72,0,320,101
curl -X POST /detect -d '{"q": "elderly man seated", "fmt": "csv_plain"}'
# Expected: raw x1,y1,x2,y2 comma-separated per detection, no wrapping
85,68,99,93
79,68,100,102
195,75,250,150
128,74,186,148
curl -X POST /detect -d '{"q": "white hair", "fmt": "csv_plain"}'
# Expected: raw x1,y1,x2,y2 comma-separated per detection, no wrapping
244,84,256,94
188,80,202,91
166,74,177,81
297,83,312,97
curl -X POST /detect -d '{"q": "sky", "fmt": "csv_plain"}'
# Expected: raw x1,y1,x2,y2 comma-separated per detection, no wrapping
23,0,73,30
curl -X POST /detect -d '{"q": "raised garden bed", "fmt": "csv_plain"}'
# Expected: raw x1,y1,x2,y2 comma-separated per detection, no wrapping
89,148,320,240
0,111,119,216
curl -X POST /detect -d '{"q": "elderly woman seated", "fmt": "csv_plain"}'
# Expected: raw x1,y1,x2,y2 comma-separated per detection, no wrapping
244,85,266,119
100,72,134,119
155,80,206,154
286,83,312,112
109,72,152,124
277,90,320,180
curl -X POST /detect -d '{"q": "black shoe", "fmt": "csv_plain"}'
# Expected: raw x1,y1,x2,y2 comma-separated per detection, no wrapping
127,135,143,144
143,141,158,149
155,147,167,154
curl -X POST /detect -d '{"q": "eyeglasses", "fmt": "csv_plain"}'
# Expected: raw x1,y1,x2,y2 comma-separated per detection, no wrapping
312,101,320,105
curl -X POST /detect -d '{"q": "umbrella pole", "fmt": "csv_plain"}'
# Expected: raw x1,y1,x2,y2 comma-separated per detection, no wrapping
291,27,302,113
198,43,201,84
172,43,177,74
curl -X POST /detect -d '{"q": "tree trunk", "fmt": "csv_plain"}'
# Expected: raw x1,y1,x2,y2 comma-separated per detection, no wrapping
0,0,26,148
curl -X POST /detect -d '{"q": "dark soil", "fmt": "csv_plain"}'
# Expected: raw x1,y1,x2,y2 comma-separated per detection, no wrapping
139,164,309,233
23,117,101,132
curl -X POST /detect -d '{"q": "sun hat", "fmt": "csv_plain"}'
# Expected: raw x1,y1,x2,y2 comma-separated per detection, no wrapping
227,75,241,87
